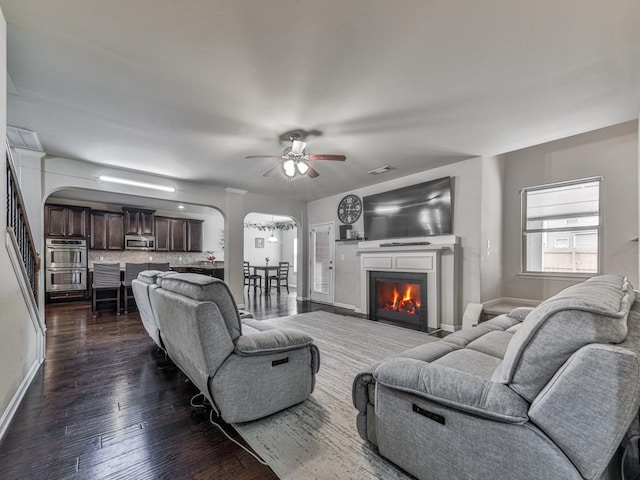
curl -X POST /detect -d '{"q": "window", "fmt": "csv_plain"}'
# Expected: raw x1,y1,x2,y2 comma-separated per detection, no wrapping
521,177,602,275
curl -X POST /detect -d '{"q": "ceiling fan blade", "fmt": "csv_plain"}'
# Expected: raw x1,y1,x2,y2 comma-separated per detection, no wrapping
306,154,346,161
246,155,283,159
306,165,320,178
262,163,282,177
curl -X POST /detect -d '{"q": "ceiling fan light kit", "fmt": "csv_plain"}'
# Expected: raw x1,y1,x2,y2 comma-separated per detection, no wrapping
283,159,296,178
296,161,309,175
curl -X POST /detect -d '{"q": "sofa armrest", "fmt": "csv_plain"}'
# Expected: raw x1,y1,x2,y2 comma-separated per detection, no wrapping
374,357,529,423
234,328,314,356
353,364,379,411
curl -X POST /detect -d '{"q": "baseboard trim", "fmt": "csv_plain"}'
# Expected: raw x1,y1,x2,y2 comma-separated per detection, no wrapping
0,357,42,443
296,296,310,301
333,302,357,311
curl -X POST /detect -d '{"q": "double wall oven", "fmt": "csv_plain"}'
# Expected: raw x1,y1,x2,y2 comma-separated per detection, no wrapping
45,239,88,292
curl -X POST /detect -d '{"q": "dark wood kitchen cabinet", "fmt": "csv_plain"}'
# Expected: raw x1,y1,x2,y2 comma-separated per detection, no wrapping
90,211,124,250
186,220,204,252
170,219,187,252
123,207,155,236
45,205,89,239
154,217,171,251
155,217,203,252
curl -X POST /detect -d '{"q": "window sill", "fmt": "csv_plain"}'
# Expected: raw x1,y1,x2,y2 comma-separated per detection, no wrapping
517,272,598,281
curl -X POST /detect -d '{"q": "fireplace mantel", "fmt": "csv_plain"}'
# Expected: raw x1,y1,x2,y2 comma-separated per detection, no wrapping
357,236,460,331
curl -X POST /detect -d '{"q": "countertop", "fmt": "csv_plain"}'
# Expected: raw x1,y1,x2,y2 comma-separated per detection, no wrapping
170,263,224,270
89,262,224,272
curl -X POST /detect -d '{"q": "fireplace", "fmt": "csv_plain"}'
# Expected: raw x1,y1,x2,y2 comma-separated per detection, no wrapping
369,271,428,331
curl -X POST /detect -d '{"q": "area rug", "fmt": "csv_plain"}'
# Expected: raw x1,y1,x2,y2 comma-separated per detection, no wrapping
233,311,438,480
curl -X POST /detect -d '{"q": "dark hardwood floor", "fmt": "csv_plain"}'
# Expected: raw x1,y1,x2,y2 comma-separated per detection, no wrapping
0,288,348,480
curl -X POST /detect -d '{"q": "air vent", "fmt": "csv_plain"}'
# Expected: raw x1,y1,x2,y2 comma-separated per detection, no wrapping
6,125,43,152
368,165,393,175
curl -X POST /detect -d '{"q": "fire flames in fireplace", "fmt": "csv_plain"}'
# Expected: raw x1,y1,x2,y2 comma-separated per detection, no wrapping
378,282,422,315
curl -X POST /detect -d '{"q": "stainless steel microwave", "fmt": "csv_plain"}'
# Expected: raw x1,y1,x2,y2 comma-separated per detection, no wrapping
125,235,156,251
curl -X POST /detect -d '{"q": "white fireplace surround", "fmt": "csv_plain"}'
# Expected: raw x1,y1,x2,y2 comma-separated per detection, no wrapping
357,235,460,331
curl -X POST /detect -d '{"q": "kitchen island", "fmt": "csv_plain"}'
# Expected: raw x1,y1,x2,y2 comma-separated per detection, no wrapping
170,262,224,280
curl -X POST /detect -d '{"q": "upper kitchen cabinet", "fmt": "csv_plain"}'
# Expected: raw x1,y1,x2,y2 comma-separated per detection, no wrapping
187,220,204,252
123,207,155,236
91,211,124,250
156,217,203,252
170,218,187,252
45,205,90,239
154,217,171,252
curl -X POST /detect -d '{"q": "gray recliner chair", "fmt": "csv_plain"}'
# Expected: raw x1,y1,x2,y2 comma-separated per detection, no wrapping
354,275,640,480
149,273,320,423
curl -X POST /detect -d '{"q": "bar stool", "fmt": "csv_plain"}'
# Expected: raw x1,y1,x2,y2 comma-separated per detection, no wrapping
92,263,121,317
122,262,149,314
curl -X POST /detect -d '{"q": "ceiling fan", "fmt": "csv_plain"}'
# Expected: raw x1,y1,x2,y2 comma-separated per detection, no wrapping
246,131,346,179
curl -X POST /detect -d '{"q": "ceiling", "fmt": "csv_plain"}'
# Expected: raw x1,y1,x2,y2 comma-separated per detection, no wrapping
3,0,640,202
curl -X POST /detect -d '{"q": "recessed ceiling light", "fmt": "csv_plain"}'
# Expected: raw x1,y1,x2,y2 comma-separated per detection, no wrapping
178,205,185,209
368,165,393,175
98,175,176,192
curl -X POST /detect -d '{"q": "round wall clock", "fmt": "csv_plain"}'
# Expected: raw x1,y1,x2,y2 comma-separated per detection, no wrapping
337,194,362,224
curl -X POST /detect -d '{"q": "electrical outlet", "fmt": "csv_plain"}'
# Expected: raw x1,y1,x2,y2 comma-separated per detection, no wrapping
149,256,153,261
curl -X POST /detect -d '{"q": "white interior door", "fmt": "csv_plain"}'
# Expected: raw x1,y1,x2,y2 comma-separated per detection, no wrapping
310,222,335,304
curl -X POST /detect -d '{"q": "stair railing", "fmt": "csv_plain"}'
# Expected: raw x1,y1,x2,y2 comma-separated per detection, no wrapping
6,145,40,303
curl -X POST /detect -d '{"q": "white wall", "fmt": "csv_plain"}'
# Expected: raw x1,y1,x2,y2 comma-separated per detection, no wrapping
308,156,492,318
243,227,282,266
0,9,43,441
502,121,639,300
480,155,505,300
281,227,298,286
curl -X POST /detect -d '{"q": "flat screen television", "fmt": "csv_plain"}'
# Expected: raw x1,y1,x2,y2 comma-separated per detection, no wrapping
363,176,453,241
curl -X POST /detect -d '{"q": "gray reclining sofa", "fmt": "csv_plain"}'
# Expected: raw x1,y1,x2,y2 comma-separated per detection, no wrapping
132,270,254,350
354,274,640,479
131,269,170,349
133,271,320,423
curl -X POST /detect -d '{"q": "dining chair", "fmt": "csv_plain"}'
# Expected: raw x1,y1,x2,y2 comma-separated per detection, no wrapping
243,261,262,292
92,263,121,316
122,262,150,314
269,261,290,294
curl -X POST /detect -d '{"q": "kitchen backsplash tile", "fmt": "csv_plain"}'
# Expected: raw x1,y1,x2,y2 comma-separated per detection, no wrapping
88,250,217,268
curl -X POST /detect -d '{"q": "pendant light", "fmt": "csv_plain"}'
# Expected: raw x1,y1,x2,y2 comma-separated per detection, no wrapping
266,216,279,243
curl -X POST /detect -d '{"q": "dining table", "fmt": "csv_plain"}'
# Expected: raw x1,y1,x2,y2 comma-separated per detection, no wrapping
251,265,280,292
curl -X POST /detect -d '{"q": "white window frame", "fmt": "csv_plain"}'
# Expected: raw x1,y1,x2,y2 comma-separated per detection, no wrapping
521,176,603,278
